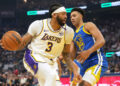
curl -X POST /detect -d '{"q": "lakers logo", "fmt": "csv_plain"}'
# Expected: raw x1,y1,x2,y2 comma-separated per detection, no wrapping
41,33,62,43
74,34,84,51
34,64,37,69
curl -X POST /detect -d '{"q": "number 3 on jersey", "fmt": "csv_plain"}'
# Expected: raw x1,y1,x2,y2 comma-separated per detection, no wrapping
45,42,53,52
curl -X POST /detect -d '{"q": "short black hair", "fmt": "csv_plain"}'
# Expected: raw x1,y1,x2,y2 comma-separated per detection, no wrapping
71,8,85,17
49,3,63,18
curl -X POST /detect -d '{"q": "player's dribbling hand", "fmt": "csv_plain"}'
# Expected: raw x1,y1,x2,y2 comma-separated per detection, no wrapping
73,72,82,85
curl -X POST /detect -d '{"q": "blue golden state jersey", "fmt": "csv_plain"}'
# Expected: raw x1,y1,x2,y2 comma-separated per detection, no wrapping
73,24,108,67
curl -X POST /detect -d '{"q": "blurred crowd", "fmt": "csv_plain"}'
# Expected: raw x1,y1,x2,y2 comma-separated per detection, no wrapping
0,71,38,86
106,54,120,74
17,0,120,10
95,18,120,52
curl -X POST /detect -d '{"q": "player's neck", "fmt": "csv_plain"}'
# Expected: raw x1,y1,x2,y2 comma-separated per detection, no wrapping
76,21,84,30
50,19,61,31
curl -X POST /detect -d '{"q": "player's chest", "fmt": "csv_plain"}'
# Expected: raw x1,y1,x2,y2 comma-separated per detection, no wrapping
36,30,65,44
74,30,88,41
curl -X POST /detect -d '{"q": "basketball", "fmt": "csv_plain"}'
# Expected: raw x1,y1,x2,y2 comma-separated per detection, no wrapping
1,31,22,51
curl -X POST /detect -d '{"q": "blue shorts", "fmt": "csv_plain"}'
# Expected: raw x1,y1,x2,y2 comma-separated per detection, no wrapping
80,59,108,77
71,59,108,82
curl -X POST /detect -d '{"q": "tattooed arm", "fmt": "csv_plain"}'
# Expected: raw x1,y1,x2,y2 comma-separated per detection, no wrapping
62,44,77,74
18,33,33,50
62,44,82,83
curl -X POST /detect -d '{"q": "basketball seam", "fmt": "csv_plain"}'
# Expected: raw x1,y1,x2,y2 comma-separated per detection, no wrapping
3,36,12,50
6,33,18,46
4,32,19,50
12,33,21,44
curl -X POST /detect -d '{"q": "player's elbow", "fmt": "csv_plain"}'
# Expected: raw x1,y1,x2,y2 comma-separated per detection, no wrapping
101,38,105,46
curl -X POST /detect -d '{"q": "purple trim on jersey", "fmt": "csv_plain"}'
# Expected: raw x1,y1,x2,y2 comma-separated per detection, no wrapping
24,49,38,74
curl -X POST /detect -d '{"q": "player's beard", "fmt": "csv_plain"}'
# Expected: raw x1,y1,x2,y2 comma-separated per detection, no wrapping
56,16,65,26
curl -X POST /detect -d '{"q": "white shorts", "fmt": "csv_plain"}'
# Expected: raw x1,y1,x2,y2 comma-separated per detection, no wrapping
82,65,102,86
23,49,61,86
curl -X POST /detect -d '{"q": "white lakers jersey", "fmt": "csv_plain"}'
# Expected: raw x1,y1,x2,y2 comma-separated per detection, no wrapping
27,18,74,61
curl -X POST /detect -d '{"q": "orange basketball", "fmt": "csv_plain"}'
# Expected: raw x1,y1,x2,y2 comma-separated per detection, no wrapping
1,31,22,51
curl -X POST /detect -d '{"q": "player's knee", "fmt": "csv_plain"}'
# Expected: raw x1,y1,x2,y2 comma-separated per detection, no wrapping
78,80,91,86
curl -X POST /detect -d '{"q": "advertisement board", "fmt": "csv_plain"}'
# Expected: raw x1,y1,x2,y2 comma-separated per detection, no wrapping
60,76,120,86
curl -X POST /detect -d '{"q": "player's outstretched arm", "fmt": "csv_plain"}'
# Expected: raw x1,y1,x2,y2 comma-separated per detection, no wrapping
17,33,33,50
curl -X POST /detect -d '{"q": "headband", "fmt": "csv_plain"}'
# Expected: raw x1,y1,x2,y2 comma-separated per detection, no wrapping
52,7,66,15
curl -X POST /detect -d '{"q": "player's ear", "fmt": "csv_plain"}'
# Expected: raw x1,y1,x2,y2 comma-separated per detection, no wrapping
52,13,57,18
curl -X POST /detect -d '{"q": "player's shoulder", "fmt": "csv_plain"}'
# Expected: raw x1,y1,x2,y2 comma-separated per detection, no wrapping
42,18,51,22
65,24,73,29
84,22,95,28
28,19,44,36
64,24,74,33
30,20,43,26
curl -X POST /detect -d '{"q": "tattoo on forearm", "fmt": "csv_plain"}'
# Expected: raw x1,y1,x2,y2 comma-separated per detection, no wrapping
17,33,32,50
22,40,27,47
62,52,74,71
19,39,29,50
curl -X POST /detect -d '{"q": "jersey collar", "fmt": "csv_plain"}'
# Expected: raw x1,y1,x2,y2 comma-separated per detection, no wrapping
76,24,84,33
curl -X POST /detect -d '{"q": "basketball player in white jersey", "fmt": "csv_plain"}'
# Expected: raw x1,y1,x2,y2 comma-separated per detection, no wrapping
0,3,81,86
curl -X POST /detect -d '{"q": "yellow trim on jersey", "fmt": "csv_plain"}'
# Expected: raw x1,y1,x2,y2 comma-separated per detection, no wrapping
23,58,34,74
64,24,66,44
37,20,44,37
31,51,39,62
83,26,91,35
76,24,84,33
71,81,77,85
64,29,65,43
76,24,91,35
47,19,62,33
85,65,101,82
76,26,80,33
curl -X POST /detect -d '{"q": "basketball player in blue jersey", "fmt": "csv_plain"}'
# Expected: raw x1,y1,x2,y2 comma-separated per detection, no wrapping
0,4,81,86
70,8,108,86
